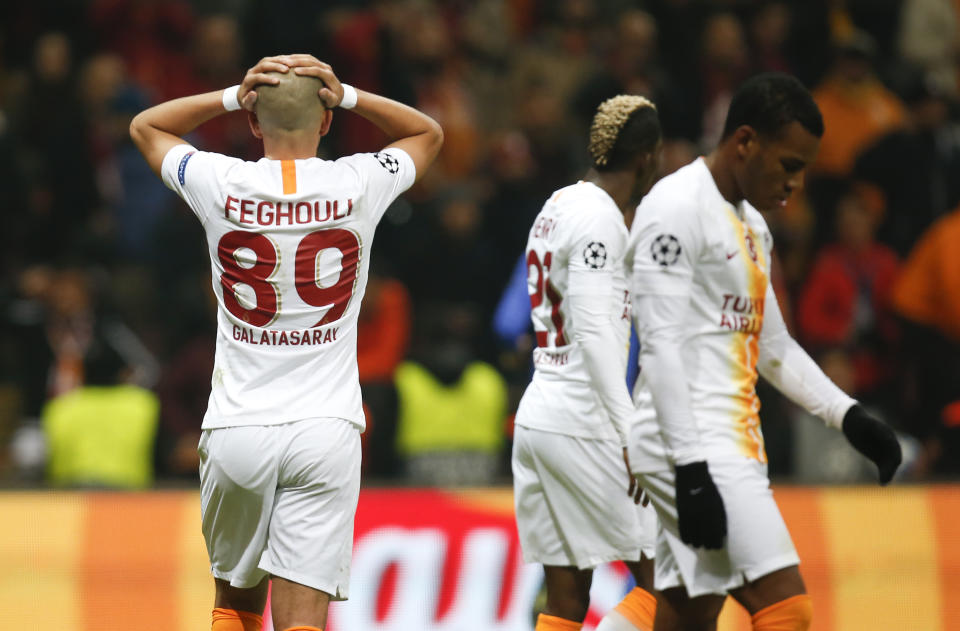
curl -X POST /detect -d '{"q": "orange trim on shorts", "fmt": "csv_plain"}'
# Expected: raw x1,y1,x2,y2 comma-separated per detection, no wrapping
80,494,180,631
281,160,297,195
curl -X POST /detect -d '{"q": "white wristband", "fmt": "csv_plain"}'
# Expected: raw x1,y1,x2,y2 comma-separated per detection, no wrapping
339,84,358,109
222,85,241,111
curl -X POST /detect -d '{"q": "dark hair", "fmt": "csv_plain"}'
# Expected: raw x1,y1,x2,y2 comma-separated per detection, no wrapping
592,99,662,171
83,338,126,386
721,72,824,141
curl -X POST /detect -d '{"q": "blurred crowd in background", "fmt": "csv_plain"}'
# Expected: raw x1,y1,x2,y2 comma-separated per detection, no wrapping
2,0,960,488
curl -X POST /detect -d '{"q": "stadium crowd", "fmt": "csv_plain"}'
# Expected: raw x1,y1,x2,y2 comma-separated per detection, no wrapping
2,0,960,487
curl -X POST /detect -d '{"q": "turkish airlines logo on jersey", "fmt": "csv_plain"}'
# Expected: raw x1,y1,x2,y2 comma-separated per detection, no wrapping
583,241,607,269
651,233,682,266
374,152,400,174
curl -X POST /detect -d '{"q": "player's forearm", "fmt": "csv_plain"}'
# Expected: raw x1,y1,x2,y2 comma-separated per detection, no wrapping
130,89,233,176
130,91,226,149
571,308,634,445
757,283,855,428
352,90,443,147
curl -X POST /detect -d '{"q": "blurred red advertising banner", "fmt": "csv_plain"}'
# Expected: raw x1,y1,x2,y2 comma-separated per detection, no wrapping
321,488,631,631
5,486,960,630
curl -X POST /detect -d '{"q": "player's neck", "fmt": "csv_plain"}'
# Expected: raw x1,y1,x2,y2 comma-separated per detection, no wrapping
261,133,321,160
704,149,744,207
584,168,634,217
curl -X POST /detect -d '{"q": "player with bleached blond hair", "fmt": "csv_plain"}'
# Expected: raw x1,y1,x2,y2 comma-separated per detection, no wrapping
130,55,442,631
512,95,663,631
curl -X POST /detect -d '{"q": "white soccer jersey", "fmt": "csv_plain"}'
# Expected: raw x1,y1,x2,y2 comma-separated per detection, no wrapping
161,143,415,430
514,181,632,441
628,158,773,468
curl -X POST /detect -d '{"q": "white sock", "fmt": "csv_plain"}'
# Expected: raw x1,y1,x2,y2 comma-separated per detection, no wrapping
595,609,642,631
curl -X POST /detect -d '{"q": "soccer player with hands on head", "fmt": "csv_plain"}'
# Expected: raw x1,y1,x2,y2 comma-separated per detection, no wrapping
626,73,901,631
130,54,442,631
512,95,664,631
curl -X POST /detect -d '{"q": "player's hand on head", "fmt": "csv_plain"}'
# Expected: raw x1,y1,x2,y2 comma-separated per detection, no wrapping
674,460,726,549
842,404,902,485
292,62,343,109
238,55,293,111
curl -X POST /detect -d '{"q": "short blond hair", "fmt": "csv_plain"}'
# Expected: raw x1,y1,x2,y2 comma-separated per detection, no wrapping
588,95,657,168
255,72,325,132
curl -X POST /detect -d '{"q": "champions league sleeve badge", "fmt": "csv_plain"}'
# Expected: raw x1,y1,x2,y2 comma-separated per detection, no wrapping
583,241,607,269
651,234,682,267
373,152,400,174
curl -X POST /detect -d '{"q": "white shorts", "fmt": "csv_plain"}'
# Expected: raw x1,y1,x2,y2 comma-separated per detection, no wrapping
512,425,657,570
638,456,799,597
199,417,361,600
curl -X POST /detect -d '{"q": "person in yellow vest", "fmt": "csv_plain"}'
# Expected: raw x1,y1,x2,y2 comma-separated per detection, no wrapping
43,339,159,489
395,334,507,486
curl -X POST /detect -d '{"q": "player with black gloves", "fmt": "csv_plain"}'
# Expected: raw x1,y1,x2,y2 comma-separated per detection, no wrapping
625,73,901,631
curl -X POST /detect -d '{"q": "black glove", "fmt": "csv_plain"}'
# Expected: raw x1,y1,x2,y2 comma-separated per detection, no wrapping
674,461,726,550
842,404,902,485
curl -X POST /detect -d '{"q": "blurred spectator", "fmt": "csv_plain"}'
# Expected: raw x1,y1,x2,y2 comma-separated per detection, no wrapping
396,304,507,486
401,185,507,333
811,31,906,180
889,206,960,475
324,3,418,157
481,130,545,262
696,12,751,149
42,338,159,489
182,14,261,159
89,0,194,103
3,266,158,423
571,9,690,142
853,71,960,255
897,0,960,96
154,336,213,479
81,60,174,260
404,6,480,180
357,264,412,479
748,1,794,75
846,0,904,61
3,2,960,483
13,32,98,262
796,188,901,406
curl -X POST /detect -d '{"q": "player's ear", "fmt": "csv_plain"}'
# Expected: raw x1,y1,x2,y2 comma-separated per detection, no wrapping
734,125,756,160
248,111,263,139
319,109,333,138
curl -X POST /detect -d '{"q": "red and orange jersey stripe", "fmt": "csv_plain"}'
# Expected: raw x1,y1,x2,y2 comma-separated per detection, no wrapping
725,210,769,463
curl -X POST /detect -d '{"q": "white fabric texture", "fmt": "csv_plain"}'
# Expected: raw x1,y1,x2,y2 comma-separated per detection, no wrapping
199,417,362,599
512,425,655,569
633,294,702,464
569,269,634,445
628,157,775,468
221,85,241,111
339,83,358,109
515,180,633,443
638,456,799,597
160,144,415,430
